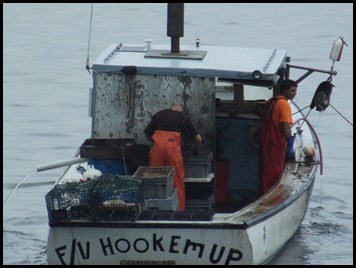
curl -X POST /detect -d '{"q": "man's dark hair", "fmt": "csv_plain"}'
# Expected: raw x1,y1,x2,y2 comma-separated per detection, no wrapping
280,79,298,93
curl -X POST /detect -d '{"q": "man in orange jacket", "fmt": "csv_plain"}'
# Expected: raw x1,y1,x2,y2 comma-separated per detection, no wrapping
259,79,297,195
144,102,202,211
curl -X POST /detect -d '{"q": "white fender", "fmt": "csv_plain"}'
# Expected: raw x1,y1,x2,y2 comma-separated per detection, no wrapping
83,165,102,180
330,37,344,61
303,145,316,157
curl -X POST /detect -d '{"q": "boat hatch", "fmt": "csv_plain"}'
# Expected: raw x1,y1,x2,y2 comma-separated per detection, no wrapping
118,45,148,53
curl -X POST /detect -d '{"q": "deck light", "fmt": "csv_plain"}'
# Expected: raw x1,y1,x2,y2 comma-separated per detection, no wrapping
252,70,262,79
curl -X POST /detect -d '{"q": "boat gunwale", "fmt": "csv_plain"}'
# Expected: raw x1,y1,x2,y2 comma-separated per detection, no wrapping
48,162,317,229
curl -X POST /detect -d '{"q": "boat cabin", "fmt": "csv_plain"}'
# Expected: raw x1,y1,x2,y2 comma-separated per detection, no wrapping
87,36,288,214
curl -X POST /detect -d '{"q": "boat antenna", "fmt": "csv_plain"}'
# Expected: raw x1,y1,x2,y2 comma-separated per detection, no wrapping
85,3,94,74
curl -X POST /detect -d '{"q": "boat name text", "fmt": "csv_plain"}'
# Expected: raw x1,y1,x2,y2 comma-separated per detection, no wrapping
54,233,243,265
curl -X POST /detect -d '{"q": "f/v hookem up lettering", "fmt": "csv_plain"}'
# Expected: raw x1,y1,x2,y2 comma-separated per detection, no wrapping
54,233,243,265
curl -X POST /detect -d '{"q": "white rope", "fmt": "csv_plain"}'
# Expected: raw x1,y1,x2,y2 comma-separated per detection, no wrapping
3,171,35,207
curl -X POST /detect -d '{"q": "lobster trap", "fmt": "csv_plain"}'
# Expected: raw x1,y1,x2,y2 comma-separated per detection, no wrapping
45,180,97,223
91,175,144,221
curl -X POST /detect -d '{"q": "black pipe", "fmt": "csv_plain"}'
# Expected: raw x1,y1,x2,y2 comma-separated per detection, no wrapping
167,3,184,54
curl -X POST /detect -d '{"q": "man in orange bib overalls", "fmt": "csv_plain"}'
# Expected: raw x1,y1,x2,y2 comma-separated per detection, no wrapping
259,79,298,195
144,102,202,211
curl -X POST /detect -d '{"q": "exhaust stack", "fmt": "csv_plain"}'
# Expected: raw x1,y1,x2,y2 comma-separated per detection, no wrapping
145,3,205,60
167,3,184,54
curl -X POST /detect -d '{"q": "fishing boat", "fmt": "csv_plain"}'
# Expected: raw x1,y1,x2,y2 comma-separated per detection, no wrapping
40,4,345,265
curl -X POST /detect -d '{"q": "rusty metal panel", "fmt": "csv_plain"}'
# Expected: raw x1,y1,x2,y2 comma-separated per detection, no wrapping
92,73,215,151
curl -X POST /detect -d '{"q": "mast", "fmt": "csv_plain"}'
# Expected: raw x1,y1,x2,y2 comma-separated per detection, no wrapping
167,3,184,54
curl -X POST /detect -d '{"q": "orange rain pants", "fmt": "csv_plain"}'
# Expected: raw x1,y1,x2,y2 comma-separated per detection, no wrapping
149,130,185,211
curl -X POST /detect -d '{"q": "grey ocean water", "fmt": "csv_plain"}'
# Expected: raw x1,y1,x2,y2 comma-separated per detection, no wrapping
3,3,353,265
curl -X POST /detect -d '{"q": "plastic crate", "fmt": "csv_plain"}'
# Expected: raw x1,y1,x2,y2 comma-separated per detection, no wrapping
183,151,213,178
185,195,215,212
45,180,97,222
185,174,215,199
91,175,144,221
143,189,179,211
133,166,174,199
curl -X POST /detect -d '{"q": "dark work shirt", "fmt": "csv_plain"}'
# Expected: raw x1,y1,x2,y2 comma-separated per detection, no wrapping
144,109,199,139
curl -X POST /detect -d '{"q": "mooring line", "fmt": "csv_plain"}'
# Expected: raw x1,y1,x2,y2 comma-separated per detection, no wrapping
328,102,353,127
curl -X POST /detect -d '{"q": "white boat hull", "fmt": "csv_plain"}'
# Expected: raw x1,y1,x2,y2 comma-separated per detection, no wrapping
47,162,315,265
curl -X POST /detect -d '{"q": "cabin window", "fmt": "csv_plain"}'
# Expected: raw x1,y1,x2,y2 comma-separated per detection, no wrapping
215,80,272,118
215,81,272,102
244,85,273,101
